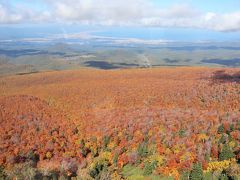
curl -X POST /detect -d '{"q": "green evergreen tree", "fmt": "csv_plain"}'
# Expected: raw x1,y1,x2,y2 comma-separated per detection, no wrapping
218,124,224,134
219,172,228,180
113,153,119,167
103,135,110,150
181,171,190,180
228,134,233,142
0,166,6,179
219,144,234,161
137,142,148,158
143,160,157,175
189,163,203,180
228,124,234,134
218,134,226,144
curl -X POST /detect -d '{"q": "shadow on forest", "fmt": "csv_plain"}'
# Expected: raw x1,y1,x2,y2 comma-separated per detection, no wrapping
0,49,65,57
84,60,190,69
83,61,138,69
211,70,240,83
201,58,240,66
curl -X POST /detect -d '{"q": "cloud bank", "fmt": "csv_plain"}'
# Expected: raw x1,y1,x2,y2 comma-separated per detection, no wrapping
0,0,240,32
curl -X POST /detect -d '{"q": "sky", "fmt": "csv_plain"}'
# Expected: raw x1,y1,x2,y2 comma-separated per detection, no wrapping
0,0,240,41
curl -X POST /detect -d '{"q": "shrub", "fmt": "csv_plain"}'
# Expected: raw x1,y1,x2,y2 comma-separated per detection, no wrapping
27,150,39,165
99,169,111,180
122,164,144,178
77,168,92,180
61,158,78,177
225,162,240,179
37,160,60,178
5,162,38,180
128,174,145,180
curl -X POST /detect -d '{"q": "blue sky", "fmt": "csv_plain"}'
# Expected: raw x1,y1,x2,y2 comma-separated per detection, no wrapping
9,0,48,11
1,0,240,41
152,0,240,13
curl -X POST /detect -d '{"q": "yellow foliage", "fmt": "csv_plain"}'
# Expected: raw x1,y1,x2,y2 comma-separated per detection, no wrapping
229,141,236,148
206,159,236,172
159,125,166,132
90,146,97,154
145,154,164,167
63,151,75,157
89,154,110,169
134,130,142,137
173,149,180,154
89,160,96,169
108,142,115,149
160,167,179,180
74,139,81,145
85,141,92,149
111,171,122,180
60,142,65,147
148,130,153,137
198,133,208,142
180,152,194,162
100,151,112,161
165,148,172,155
45,151,52,159
118,132,123,137
169,168,180,180
173,145,180,154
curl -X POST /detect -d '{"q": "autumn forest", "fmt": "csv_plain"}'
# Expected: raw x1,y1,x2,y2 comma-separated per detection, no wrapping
0,67,239,179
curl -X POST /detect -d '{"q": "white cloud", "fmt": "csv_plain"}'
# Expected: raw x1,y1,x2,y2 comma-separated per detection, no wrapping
0,2,51,24
0,0,240,32
202,12,240,32
49,0,152,25
0,3,23,23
